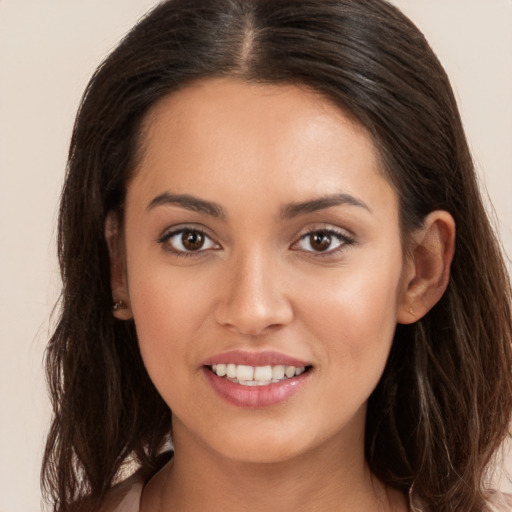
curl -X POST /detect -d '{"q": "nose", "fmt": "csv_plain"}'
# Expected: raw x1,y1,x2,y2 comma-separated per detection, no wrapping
214,249,294,336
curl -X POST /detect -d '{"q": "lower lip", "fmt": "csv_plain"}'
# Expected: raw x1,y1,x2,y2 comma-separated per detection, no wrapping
204,368,310,408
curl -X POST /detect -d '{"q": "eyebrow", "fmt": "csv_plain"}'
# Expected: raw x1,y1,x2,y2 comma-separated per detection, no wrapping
147,191,370,219
147,192,226,219
281,193,371,218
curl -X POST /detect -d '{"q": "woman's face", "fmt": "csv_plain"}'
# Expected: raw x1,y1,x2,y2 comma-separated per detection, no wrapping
119,77,412,464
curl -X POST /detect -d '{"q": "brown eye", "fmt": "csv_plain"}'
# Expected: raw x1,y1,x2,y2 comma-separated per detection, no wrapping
159,228,218,255
292,229,353,255
309,232,332,252
182,230,205,251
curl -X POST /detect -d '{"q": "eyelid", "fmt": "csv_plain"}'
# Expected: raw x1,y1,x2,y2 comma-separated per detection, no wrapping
290,225,356,255
157,224,221,255
156,223,354,257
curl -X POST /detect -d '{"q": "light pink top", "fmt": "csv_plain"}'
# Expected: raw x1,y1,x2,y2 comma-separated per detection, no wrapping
111,480,144,512
108,474,512,511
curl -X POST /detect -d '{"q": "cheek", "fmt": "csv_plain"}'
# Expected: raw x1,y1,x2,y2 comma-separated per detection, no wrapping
127,259,217,386
295,253,404,373
131,274,208,336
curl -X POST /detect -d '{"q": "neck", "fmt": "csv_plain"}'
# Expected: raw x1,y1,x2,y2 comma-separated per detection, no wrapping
142,422,405,512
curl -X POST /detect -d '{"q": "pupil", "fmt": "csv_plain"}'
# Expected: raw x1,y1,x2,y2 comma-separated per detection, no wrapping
182,231,204,251
311,232,331,251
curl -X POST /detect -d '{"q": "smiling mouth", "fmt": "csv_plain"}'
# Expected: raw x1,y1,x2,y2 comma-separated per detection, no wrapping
208,363,313,386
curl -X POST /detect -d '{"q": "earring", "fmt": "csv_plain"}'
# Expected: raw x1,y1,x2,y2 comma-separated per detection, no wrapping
112,300,127,311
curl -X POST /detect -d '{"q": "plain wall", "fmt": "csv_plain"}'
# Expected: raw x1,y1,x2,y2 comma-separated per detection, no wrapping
0,1,510,510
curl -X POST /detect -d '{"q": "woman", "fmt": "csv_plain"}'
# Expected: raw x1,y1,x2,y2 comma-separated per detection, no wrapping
41,0,512,510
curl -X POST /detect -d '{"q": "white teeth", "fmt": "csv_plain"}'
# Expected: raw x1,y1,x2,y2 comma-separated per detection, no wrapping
285,366,296,378
236,365,254,381
239,379,272,387
226,364,237,379
272,365,285,379
211,363,308,385
253,365,272,381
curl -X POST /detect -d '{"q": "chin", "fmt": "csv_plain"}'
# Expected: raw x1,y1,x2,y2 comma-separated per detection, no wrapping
217,440,310,465
200,420,342,467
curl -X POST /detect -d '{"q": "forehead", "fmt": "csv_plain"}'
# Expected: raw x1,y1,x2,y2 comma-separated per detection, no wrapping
129,77,395,216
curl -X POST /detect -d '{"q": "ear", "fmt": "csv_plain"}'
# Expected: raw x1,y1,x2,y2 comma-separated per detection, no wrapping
105,211,133,320
397,210,455,324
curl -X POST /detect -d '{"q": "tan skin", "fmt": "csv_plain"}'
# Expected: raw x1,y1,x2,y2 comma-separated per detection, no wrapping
107,78,455,511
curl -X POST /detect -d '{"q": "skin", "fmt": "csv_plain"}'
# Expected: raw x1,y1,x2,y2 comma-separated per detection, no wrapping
108,77,455,511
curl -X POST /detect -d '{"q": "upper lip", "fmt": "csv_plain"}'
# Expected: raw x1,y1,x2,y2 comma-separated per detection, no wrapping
202,350,310,368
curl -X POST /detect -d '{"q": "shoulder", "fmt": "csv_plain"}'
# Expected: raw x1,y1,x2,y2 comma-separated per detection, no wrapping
485,490,512,511
98,471,145,512
410,489,512,511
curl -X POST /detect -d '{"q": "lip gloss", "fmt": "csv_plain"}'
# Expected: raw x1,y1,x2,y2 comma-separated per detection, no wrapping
204,369,309,408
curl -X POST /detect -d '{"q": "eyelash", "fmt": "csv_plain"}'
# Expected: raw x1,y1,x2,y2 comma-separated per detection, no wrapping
157,227,355,258
157,227,220,258
291,228,355,257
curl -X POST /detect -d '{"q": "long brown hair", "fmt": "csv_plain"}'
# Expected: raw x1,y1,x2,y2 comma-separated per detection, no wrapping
42,1,512,510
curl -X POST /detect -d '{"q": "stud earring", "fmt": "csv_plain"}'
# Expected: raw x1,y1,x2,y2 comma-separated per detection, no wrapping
112,300,127,311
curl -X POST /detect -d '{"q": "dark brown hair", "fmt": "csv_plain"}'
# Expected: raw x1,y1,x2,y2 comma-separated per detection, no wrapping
42,0,512,510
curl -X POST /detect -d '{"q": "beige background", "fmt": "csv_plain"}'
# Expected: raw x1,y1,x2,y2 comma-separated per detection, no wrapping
0,1,510,510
